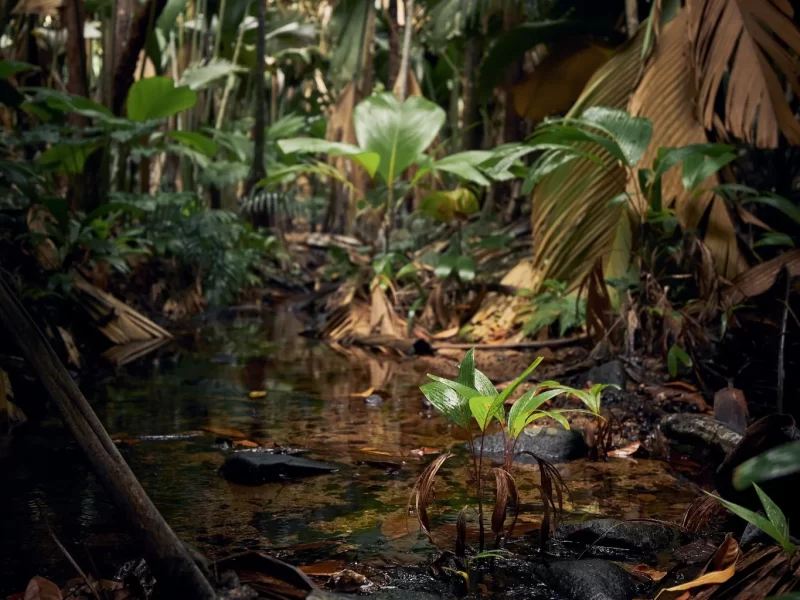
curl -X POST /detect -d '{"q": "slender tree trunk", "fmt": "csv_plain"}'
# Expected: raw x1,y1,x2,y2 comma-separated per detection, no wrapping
244,0,267,196
386,0,400,87
63,0,89,101
501,3,523,145
625,0,639,38
396,0,413,102
0,276,216,600
461,36,483,151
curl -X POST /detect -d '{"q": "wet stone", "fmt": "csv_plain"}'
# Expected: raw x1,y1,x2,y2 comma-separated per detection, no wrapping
660,414,742,461
543,559,639,600
220,452,338,485
555,519,677,554
476,426,588,462
673,537,719,564
364,394,384,406
583,360,627,389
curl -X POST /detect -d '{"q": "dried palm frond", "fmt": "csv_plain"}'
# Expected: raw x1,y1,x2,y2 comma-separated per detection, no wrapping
491,467,519,548
628,8,746,279
687,0,800,147
409,452,455,544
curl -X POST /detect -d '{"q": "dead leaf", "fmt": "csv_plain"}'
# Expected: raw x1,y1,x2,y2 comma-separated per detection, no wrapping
349,387,376,398
380,509,414,540
248,390,267,399
713,387,749,434
630,563,668,582
688,0,800,147
431,326,460,340
57,327,81,368
202,426,247,439
608,441,641,458
655,534,739,599
299,560,346,577
24,576,62,600
233,440,260,448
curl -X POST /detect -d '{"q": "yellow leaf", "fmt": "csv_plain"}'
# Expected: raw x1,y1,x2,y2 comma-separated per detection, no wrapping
655,534,739,599
513,41,616,122
248,390,267,399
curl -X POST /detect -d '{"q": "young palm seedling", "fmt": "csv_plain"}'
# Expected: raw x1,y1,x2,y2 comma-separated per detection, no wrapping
413,348,600,557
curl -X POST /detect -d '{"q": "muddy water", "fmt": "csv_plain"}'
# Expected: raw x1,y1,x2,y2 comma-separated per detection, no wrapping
0,309,700,595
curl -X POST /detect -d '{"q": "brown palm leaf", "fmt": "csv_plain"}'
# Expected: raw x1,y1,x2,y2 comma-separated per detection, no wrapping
491,468,519,548
687,0,800,147
408,452,454,545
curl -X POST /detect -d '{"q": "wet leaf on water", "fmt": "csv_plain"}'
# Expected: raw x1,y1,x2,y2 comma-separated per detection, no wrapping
380,509,413,540
23,576,62,600
248,390,267,399
299,560,346,577
202,426,247,439
608,441,641,458
233,440,260,448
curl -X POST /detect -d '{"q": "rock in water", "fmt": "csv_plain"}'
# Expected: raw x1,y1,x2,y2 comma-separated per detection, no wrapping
556,519,676,554
476,426,588,462
221,452,338,485
660,414,742,461
544,559,638,600
583,360,627,389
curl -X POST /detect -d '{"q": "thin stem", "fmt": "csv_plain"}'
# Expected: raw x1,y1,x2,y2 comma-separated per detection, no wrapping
477,429,486,551
215,1,251,131
397,0,414,101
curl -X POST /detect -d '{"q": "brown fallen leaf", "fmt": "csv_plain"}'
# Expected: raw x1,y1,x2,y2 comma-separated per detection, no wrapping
431,326,460,340
644,385,710,412
299,560,345,577
607,441,641,458
655,534,739,599
349,387,375,398
23,576,62,600
233,440,259,448
202,426,247,439
630,563,668,582
248,390,267,399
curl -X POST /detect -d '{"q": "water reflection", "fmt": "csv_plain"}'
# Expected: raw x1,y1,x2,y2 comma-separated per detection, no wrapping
0,307,699,595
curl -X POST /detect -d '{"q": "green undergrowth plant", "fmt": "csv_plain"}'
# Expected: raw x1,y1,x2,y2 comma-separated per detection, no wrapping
412,348,617,561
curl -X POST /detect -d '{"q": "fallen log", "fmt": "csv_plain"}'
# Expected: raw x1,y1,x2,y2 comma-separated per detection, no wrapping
0,275,216,599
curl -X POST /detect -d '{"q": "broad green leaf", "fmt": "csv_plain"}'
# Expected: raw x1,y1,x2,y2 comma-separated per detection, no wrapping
469,395,503,431
707,492,795,553
682,151,736,192
549,411,571,430
434,254,456,279
457,348,476,389
474,369,498,397
430,151,493,185
267,114,308,140
420,381,471,428
739,194,800,225
456,255,476,282
577,106,653,167
734,441,800,490
755,484,790,543
126,77,197,121
353,92,445,184
179,59,244,91
667,344,692,378
328,0,370,86
427,374,482,399
530,125,625,165
39,142,102,174
508,388,568,439
0,60,37,79
166,131,218,157
277,137,379,178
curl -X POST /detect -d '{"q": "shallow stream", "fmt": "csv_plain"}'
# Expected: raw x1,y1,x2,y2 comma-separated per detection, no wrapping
0,307,703,596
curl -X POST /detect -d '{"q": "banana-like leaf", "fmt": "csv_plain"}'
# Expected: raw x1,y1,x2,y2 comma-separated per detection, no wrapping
166,131,218,157
415,150,494,186
277,137,380,178
353,92,446,185
126,77,197,121
179,59,245,91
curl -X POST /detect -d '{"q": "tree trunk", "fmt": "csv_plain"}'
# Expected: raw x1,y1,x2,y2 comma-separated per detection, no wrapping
396,0,413,102
386,0,400,88
63,0,89,101
461,36,483,151
625,0,639,38
244,0,267,196
501,3,523,145
0,276,216,600
112,0,169,116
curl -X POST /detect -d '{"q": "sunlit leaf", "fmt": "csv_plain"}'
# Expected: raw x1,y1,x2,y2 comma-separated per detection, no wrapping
420,382,471,428
353,92,445,184
755,484,790,544
419,188,480,223
277,137,380,178
469,395,503,430
179,59,244,91
508,388,568,439
474,368,498,397
457,347,476,390
166,131,217,157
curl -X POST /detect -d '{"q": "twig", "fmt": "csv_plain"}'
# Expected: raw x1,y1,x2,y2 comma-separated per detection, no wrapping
777,267,791,414
432,335,589,351
45,519,103,600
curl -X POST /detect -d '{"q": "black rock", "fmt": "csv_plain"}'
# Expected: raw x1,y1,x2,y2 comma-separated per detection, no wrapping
364,394,384,406
585,360,627,389
660,414,742,461
220,452,338,485
476,426,588,462
556,519,676,554
544,559,638,600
